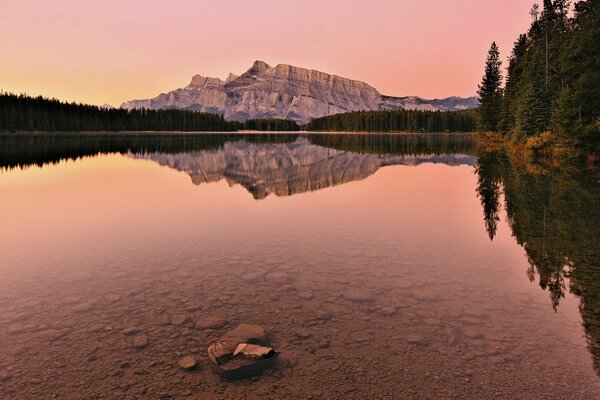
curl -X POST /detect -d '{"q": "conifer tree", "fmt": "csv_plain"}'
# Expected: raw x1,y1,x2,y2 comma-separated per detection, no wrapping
477,42,503,133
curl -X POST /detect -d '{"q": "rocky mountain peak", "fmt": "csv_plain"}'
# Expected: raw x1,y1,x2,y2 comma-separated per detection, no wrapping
246,60,272,75
189,75,224,88
121,61,479,124
226,73,239,83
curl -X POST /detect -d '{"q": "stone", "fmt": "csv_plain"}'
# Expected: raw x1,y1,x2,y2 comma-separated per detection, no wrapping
233,343,274,359
195,318,228,330
297,291,314,300
170,315,189,326
293,328,312,340
0,370,12,382
462,328,484,340
105,294,121,302
207,324,276,379
378,307,397,316
411,289,438,302
122,327,141,336
407,333,426,346
133,335,148,349
178,356,197,371
315,312,332,321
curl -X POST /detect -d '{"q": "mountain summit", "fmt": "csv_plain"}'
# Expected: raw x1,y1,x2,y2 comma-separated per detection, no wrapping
121,61,478,124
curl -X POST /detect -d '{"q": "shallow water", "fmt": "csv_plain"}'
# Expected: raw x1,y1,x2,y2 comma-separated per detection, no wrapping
0,133,599,399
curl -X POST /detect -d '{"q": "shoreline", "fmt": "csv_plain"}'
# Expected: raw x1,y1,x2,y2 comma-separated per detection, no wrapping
0,130,477,136
476,134,599,167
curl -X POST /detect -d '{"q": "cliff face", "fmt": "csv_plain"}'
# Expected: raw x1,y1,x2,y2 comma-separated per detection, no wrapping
121,61,478,124
131,138,476,199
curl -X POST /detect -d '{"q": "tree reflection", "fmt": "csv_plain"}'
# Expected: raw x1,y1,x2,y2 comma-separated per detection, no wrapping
475,148,600,374
475,151,503,240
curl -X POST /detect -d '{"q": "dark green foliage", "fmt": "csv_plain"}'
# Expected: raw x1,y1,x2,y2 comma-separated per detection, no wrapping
242,118,299,131
0,93,301,132
303,109,477,133
0,92,237,132
494,0,600,154
477,42,503,132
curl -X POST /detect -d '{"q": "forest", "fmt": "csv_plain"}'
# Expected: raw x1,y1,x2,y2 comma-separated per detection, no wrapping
477,0,599,155
303,109,477,133
0,93,301,132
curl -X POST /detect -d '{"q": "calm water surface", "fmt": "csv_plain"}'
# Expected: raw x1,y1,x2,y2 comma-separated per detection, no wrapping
0,133,599,399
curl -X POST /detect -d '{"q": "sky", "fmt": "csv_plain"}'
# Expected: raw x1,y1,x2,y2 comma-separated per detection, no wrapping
0,0,534,107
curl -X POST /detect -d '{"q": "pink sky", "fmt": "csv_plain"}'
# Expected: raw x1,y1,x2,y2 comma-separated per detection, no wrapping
0,0,533,106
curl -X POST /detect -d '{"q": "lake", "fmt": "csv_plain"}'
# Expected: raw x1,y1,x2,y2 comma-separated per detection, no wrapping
0,133,599,399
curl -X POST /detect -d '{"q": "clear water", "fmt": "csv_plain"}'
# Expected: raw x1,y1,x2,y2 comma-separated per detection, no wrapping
0,133,599,399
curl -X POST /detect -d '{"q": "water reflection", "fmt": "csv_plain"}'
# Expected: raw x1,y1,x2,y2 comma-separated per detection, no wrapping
1,133,600,398
132,138,476,199
0,132,476,172
475,149,600,374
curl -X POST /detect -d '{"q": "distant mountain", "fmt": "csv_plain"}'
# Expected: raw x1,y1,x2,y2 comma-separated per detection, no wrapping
131,137,476,199
121,61,478,124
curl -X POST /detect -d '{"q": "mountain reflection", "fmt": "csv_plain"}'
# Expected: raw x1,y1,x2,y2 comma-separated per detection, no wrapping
475,149,600,375
132,137,476,199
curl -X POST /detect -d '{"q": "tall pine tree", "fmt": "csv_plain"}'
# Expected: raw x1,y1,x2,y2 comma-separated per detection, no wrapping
477,42,503,133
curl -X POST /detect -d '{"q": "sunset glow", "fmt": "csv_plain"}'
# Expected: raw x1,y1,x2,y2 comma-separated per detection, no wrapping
1,0,533,106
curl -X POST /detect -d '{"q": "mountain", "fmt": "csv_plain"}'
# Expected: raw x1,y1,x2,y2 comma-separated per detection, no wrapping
131,137,476,199
121,61,478,124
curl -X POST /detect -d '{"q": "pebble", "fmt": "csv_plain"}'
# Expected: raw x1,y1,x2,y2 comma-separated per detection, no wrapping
462,328,484,339
133,334,148,349
407,333,426,346
0,371,12,382
178,356,197,371
170,315,189,326
294,328,312,340
297,291,314,300
122,327,141,336
105,294,121,302
315,312,332,321
378,306,397,316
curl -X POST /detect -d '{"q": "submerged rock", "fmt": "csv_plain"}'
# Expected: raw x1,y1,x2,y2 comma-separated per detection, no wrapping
133,334,148,349
178,356,198,371
233,343,274,359
207,324,276,379
170,315,190,327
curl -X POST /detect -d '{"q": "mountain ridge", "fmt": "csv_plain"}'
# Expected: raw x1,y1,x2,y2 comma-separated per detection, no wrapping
121,60,478,124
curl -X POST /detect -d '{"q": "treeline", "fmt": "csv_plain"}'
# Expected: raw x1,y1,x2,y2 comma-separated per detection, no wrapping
303,109,478,133
478,0,600,154
0,92,300,132
0,92,236,131
241,118,299,131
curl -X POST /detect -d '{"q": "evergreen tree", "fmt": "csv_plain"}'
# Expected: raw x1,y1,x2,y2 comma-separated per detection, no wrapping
487,0,599,154
477,42,503,132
